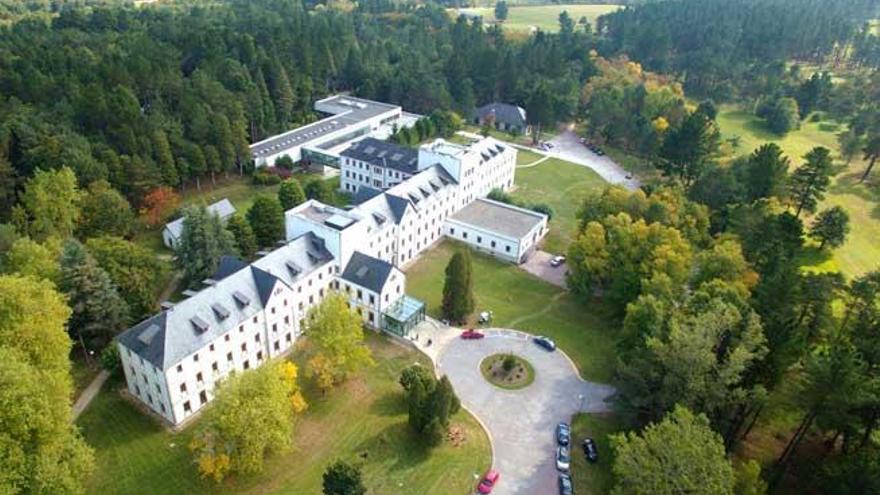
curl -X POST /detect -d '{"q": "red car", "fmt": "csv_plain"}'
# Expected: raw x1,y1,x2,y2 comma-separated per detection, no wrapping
477,469,500,494
461,329,485,340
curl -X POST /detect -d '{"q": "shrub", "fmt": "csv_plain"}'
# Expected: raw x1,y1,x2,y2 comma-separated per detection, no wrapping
502,354,516,373
100,343,121,375
252,170,282,185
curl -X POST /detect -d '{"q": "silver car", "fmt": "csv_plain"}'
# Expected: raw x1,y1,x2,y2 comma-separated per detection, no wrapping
556,445,571,472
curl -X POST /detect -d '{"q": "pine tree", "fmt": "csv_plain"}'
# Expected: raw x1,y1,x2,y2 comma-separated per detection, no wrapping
60,240,129,351
322,461,366,495
152,129,179,187
441,251,475,324
175,206,238,287
226,215,258,258
810,206,850,249
789,147,834,217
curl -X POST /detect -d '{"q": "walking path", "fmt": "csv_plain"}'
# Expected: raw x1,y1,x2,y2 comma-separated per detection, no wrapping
73,370,109,419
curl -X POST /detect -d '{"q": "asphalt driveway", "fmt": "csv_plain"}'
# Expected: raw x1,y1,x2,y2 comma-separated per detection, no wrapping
436,329,615,495
546,130,641,190
520,251,567,288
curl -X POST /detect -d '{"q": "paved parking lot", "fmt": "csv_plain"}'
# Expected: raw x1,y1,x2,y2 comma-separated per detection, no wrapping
436,330,615,495
520,251,567,288
546,130,641,190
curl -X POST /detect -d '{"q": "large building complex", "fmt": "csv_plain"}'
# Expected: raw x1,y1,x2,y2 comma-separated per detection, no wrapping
249,95,418,168
118,96,547,426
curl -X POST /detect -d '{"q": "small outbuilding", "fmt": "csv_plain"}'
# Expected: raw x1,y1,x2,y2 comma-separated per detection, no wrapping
444,198,548,264
162,198,236,249
473,102,530,135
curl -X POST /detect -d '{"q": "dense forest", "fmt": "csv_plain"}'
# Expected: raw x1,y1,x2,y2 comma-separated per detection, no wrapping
2,0,880,493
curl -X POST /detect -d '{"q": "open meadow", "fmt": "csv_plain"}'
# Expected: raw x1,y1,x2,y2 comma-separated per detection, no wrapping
456,4,621,32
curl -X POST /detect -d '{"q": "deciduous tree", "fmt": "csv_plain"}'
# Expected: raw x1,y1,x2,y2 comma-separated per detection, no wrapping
140,187,181,227
18,166,81,241
2,236,61,284
86,236,168,319
247,195,285,248
77,180,134,239
610,406,736,495
306,293,374,390
190,360,307,483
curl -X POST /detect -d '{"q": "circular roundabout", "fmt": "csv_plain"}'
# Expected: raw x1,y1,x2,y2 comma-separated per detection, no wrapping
480,353,535,390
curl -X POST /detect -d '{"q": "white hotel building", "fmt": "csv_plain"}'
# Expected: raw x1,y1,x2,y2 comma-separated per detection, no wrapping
118,97,548,426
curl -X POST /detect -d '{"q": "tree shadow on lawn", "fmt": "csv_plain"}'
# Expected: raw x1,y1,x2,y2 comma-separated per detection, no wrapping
369,390,408,417
794,245,835,269
829,170,880,209
353,421,433,472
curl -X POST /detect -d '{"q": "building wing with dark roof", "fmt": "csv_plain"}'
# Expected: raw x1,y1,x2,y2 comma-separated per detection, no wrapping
339,251,395,294
474,102,528,131
340,137,419,174
163,199,237,248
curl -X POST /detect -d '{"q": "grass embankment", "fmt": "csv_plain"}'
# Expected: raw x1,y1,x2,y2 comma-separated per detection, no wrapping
716,104,880,277
513,157,607,254
77,334,490,495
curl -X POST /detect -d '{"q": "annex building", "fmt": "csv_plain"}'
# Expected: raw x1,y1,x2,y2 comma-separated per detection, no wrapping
118,96,547,426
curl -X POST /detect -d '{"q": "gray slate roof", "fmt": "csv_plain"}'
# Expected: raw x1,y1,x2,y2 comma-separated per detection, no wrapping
164,199,236,241
118,232,333,370
340,251,395,293
449,198,546,239
340,138,419,174
475,102,528,127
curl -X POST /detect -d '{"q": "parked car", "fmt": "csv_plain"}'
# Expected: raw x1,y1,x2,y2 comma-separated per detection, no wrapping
625,172,633,180
595,148,605,156
550,255,566,267
477,469,500,494
461,329,485,340
558,473,574,495
556,445,571,471
582,438,598,463
556,422,571,446
533,336,557,351
478,311,493,324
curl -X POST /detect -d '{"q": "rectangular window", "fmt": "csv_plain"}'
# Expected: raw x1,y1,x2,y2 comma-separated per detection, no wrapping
209,344,214,352
272,323,277,332
225,334,230,342
176,364,183,373
227,352,233,362
199,391,207,405
196,372,203,383
212,361,218,372
180,383,187,393
286,333,292,342
477,236,482,244
491,240,496,248
505,245,511,253
184,401,191,413
255,333,260,342
241,343,247,352
369,294,375,304
257,351,263,361
243,360,250,370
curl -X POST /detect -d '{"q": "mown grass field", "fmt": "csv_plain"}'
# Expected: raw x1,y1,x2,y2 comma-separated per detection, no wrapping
512,156,607,255
571,413,622,495
716,105,880,278
405,240,618,383
77,334,490,495
457,4,621,32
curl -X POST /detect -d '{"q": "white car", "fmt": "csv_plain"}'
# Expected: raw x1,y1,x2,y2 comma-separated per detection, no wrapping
550,255,566,267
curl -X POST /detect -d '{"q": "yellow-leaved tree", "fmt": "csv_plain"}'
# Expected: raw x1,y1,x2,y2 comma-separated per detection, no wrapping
190,360,306,483
306,293,375,392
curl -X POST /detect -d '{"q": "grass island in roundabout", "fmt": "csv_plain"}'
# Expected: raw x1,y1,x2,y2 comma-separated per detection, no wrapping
480,353,536,390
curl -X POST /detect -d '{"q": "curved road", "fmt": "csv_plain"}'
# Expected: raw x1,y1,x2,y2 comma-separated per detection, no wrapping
434,328,615,495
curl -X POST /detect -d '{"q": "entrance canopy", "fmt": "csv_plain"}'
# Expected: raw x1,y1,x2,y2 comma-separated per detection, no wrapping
383,295,426,337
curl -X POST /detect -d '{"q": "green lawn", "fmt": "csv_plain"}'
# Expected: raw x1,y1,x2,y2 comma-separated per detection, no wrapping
512,157,607,255
716,105,880,278
515,148,544,166
77,334,490,495
571,413,622,495
405,240,619,383
457,4,621,32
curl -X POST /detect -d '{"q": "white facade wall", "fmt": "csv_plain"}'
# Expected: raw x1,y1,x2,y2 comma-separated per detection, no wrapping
119,261,336,425
337,269,405,330
444,215,547,264
339,156,412,193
